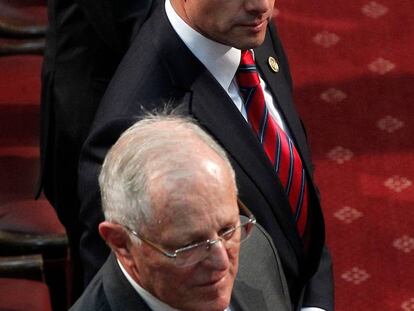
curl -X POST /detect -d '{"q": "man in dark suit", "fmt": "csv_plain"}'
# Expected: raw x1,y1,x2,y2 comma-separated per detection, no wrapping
38,0,155,298
78,0,334,310
72,115,292,311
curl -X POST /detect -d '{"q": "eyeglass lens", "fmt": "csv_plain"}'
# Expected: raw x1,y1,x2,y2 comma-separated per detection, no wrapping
175,216,254,267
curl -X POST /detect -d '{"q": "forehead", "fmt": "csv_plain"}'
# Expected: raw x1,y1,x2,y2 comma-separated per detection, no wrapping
165,196,237,230
145,158,238,240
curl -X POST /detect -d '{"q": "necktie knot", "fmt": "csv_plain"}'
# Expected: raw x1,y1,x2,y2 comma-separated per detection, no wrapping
239,50,255,67
236,50,261,100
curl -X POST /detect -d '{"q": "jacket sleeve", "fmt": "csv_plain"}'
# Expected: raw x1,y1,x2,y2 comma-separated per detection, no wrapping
75,0,155,54
302,246,334,311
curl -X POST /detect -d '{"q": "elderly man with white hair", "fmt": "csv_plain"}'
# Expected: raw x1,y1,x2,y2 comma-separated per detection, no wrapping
71,114,292,311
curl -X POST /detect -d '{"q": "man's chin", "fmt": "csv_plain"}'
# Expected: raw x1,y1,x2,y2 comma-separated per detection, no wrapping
186,286,232,311
202,288,232,311
177,297,230,311
194,296,231,311
234,33,267,50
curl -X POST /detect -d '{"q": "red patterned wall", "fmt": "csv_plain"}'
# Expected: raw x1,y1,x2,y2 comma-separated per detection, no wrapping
276,1,414,310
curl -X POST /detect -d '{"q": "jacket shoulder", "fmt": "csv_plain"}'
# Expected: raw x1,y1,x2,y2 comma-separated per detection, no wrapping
237,223,293,311
70,273,111,311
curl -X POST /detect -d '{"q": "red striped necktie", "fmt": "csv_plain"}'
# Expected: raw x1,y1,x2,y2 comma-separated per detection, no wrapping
235,50,308,236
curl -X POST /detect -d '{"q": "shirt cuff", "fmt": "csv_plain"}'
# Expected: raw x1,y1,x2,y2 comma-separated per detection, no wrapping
301,308,326,311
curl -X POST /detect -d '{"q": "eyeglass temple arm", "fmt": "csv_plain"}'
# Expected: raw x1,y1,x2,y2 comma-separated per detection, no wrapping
129,228,177,259
237,198,256,221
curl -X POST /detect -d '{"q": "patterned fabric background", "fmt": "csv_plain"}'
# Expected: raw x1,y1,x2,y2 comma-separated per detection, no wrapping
276,1,414,310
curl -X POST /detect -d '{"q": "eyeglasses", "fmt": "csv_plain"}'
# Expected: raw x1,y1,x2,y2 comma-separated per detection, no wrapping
124,199,256,267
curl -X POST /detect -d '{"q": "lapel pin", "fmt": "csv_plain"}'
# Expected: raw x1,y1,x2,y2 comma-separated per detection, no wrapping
268,56,279,73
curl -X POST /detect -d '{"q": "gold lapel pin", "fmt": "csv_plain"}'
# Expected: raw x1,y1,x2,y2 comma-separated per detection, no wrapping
268,56,279,73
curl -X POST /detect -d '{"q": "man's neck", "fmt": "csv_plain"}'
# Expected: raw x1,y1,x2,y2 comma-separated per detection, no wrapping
165,0,240,96
117,259,180,311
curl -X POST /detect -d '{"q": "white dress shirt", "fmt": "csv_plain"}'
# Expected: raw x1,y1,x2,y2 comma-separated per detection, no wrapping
165,2,326,311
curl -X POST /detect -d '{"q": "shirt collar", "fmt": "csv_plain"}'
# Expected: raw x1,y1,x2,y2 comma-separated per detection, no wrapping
165,0,241,93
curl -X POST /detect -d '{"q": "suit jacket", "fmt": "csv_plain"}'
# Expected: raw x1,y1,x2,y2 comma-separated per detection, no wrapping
78,2,334,310
39,0,155,299
70,224,292,311
40,0,155,230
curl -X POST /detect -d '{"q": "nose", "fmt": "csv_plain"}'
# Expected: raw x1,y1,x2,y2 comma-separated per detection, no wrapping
204,240,230,270
244,0,272,15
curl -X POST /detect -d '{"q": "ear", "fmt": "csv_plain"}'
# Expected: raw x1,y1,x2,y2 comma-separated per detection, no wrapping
99,222,134,262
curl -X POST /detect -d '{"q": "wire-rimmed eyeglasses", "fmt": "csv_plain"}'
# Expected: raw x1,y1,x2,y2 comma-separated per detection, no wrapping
123,199,256,267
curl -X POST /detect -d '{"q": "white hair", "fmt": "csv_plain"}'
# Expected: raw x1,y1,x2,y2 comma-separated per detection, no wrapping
98,113,236,233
